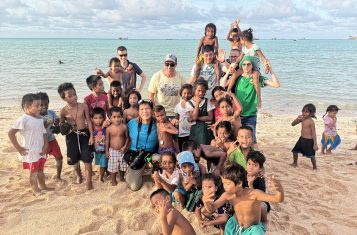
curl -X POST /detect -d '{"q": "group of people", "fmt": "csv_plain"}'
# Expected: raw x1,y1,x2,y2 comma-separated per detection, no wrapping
8,19,345,235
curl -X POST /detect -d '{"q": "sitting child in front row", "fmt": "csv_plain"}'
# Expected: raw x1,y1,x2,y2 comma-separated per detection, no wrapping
203,162,284,235
195,174,230,235
150,189,196,235
152,152,180,193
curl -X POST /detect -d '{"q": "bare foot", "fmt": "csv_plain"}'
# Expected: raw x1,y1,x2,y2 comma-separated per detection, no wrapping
40,186,55,191
290,163,298,168
119,177,125,182
100,177,105,182
111,180,118,186
76,176,83,184
86,181,93,190
313,167,317,170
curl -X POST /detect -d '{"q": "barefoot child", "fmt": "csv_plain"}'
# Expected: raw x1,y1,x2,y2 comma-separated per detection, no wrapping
91,108,108,182
211,121,233,153
152,152,179,193
150,188,196,235
154,105,179,154
226,18,242,51
105,107,130,185
203,162,284,235
37,92,63,181
123,89,141,122
58,82,94,190
321,105,341,154
215,97,242,139
108,81,124,109
195,174,230,235
8,93,49,194
291,103,318,170
196,23,219,59
96,57,123,86
227,126,255,170
84,75,109,115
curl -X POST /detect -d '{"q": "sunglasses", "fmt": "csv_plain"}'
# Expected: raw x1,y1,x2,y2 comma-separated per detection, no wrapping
242,63,252,66
165,62,176,67
118,54,127,57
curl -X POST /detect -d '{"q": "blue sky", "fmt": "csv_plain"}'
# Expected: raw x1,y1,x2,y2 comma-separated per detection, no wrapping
0,0,356,39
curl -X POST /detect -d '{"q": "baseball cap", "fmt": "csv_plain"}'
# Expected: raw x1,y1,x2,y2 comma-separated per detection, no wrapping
165,54,177,63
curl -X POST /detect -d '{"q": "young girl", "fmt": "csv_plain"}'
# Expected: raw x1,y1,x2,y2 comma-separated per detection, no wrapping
229,28,271,108
226,18,242,51
195,174,230,235
108,81,124,109
8,93,50,194
152,152,180,193
321,105,341,154
123,89,141,122
187,78,215,145
196,23,219,59
174,84,193,151
212,87,242,124
210,121,233,153
291,103,318,170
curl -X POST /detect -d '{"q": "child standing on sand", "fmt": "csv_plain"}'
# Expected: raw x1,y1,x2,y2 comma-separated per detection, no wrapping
8,93,50,194
150,188,196,235
37,92,63,181
291,103,318,170
321,105,341,154
105,107,130,185
58,82,94,190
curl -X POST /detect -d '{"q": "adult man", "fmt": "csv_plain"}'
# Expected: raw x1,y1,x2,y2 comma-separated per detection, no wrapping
148,54,185,118
189,45,224,99
117,46,147,93
218,48,242,89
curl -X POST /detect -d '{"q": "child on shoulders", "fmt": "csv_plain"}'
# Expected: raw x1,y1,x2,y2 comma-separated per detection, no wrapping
96,57,123,86
105,107,130,185
291,103,318,170
154,105,179,155
321,105,341,154
8,93,50,194
226,18,242,51
37,92,63,181
123,90,141,122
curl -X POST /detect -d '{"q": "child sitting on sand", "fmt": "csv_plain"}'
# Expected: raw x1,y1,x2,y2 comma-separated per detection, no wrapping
152,152,179,193
195,173,230,235
105,107,130,185
123,89,141,122
91,107,108,182
291,103,318,170
211,121,233,153
108,81,124,109
37,92,63,181
154,105,179,154
227,126,255,170
174,151,201,211
203,162,284,235
321,105,341,154
58,82,94,190
150,188,196,235
8,93,50,194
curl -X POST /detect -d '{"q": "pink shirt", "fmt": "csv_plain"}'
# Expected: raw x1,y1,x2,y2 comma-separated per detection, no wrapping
84,93,108,115
323,116,337,136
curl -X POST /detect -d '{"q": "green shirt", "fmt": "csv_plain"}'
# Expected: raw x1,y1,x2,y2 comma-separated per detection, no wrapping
235,75,265,117
228,146,255,170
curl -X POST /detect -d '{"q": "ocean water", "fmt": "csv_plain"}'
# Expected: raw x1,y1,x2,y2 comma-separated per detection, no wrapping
0,38,356,116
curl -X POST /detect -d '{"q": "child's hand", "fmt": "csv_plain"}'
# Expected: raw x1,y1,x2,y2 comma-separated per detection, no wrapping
158,199,170,218
267,176,283,193
314,144,318,151
170,118,179,126
264,60,271,74
202,191,215,204
257,101,262,109
17,146,28,156
88,135,94,145
193,96,202,105
247,174,256,187
103,119,111,127
96,68,104,75
126,64,133,72
217,49,226,63
105,151,110,159
297,115,304,121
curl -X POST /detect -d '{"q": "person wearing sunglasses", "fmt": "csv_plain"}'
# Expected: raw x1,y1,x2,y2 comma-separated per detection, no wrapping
148,54,186,119
116,46,147,94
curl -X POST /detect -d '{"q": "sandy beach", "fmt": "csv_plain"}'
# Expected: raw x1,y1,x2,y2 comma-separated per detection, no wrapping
1,106,357,235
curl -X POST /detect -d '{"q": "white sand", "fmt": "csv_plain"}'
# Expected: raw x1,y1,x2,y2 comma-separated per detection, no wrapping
1,107,357,235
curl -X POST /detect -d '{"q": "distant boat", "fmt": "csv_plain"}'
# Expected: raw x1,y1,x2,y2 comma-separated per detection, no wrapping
348,36,357,40
271,37,277,40
118,37,128,40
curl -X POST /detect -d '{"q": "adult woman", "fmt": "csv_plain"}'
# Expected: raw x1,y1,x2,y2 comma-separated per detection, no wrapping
126,100,158,191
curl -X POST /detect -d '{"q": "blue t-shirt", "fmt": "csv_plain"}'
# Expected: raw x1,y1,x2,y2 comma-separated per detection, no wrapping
127,119,158,152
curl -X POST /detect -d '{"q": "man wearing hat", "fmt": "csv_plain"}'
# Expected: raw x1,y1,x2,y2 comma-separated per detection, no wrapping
148,54,186,118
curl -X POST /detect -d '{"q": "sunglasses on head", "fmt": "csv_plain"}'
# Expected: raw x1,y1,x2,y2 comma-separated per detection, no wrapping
118,54,127,57
165,62,176,67
138,99,153,105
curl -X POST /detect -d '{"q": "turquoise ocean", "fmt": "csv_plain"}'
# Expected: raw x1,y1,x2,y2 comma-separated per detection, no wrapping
0,38,356,116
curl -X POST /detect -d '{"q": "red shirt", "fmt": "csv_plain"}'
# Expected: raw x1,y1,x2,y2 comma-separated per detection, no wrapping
84,93,108,115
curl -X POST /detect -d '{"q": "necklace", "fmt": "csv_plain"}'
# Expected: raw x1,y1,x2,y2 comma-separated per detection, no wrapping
66,104,78,130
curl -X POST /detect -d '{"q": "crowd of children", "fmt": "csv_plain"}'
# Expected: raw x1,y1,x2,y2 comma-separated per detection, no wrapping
8,18,348,235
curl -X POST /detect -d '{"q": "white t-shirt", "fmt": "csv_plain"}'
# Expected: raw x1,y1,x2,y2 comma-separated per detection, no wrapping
12,114,47,163
159,168,180,186
174,101,192,137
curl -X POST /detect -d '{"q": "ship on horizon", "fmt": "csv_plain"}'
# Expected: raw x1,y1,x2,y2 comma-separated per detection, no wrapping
348,35,357,40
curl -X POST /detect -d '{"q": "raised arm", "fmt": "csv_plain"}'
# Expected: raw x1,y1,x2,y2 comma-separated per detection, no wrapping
159,201,177,235
291,115,303,126
263,62,280,88
254,177,284,203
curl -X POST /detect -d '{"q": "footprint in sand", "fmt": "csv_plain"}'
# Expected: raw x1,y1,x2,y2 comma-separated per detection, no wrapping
91,204,118,217
312,222,333,235
290,224,311,235
78,219,105,234
309,208,332,218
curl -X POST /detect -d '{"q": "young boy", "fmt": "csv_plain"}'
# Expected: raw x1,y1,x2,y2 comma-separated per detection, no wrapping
150,188,196,235
105,107,129,185
291,103,318,170
58,82,94,190
96,57,124,86
182,140,207,175
227,125,255,170
154,105,179,154
91,107,108,182
37,92,63,181
246,151,270,224
203,162,284,235
173,151,201,211
84,75,109,115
